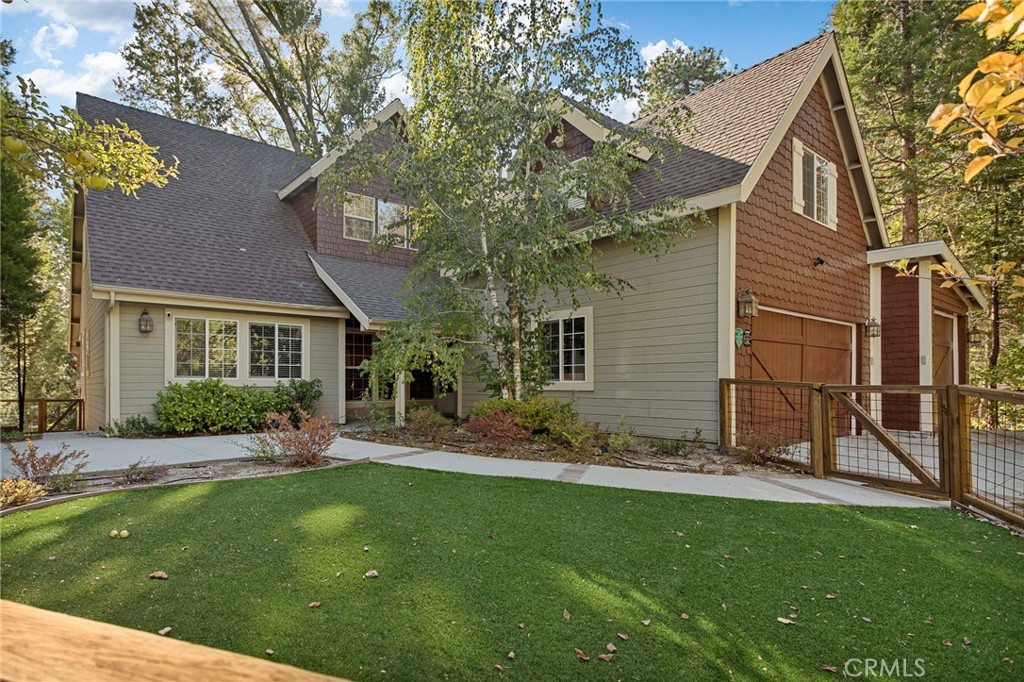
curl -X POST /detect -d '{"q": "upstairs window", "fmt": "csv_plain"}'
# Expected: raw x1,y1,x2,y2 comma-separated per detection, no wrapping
792,139,838,230
378,200,415,249
343,192,376,241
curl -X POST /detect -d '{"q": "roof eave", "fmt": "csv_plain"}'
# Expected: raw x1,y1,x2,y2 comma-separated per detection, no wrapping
866,241,988,310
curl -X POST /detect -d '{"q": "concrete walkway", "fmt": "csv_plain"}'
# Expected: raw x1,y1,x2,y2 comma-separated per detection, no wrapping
2,431,943,508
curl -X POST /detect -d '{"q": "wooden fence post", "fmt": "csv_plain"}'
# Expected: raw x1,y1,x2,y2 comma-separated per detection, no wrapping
719,379,732,450
944,385,962,503
37,399,47,435
809,385,825,479
821,388,836,475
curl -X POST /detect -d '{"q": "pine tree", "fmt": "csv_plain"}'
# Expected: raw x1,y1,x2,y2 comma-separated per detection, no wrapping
640,45,733,115
115,1,230,128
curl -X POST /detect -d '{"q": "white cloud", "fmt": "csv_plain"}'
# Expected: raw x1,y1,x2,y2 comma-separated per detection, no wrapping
2,1,142,36
640,39,690,65
381,70,411,106
21,50,127,106
31,24,79,66
604,95,639,124
318,0,352,18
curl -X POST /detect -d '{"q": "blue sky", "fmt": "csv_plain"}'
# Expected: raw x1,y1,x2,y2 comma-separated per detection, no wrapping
0,0,835,122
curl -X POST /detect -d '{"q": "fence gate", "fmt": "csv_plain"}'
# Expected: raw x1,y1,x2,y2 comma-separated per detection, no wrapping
821,386,948,498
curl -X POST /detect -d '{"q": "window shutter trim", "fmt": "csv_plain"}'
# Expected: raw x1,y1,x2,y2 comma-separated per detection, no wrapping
827,161,838,229
792,138,804,214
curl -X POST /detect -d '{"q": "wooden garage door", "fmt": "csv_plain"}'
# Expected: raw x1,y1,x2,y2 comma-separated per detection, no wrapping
751,310,852,384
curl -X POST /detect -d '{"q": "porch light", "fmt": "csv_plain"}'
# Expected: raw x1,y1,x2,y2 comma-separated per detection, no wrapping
864,317,881,338
969,327,984,347
737,289,759,318
138,309,154,334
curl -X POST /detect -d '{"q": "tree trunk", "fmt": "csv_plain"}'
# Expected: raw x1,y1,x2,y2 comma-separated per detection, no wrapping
508,298,523,401
987,197,1000,428
478,229,511,399
899,1,919,245
16,321,27,433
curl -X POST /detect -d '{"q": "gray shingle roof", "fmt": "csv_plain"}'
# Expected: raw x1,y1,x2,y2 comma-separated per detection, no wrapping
77,94,340,308
308,251,413,323
628,33,831,206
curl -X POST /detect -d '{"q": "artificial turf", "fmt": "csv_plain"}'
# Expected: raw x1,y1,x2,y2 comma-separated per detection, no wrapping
1,463,1021,681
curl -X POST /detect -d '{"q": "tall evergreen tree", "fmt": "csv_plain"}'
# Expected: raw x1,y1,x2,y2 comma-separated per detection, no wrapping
0,160,45,432
640,45,733,115
115,1,230,127
831,0,990,244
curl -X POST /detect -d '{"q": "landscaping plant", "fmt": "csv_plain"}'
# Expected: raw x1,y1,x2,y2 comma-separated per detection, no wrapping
0,477,45,509
105,415,160,438
405,406,452,441
464,410,531,447
4,439,87,491
117,457,169,486
272,379,324,426
244,407,337,467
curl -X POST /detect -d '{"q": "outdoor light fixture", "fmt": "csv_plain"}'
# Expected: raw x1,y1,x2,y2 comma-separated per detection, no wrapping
865,317,881,338
969,327,984,347
138,309,154,334
737,289,759,318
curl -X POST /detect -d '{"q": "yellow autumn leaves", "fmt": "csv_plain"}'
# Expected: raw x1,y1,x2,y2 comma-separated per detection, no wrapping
927,0,1024,181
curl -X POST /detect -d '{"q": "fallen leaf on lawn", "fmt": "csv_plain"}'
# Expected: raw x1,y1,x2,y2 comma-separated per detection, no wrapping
680,612,690,620
149,571,169,580
724,554,734,560
963,637,972,646
924,618,933,625
606,643,617,653
1003,657,1014,664
574,648,589,662
617,633,629,641
517,623,525,629
721,603,727,611
825,594,836,599
364,569,379,579
673,531,684,537
943,639,953,647
293,523,302,529
801,585,809,589
862,617,872,623
777,618,795,625
363,545,369,552
563,609,571,620
157,627,172,636
641,619,651,626
47,556,56,561
909,525,918,529
821,664,838,673
309,602,321,608
507,651,515,660
598,654,614,662
494,664,505,672
265,649,275,656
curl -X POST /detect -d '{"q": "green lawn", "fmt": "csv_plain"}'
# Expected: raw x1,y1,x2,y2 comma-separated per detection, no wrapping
1,464,1021,681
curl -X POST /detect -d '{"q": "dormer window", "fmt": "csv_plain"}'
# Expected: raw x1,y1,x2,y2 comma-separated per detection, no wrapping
792,139,838,230
343,192,376,241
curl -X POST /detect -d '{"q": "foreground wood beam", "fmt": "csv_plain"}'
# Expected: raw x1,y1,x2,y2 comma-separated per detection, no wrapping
1,600,350,682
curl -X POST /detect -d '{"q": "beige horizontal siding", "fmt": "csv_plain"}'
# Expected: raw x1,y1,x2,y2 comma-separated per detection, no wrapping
82,264,106,430
462,220,721,440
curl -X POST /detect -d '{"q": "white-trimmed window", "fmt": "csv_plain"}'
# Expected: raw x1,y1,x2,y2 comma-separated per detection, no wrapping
343,192,376,241
173,318,238,379
249,323,303,379
792,139,838,229
378,199,415,249
542,307,594,391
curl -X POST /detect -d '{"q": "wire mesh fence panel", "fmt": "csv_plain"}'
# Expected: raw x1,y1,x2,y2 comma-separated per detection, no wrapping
961,388,1024,522
0,401,41,434
728,380,813,468
828,388,942,490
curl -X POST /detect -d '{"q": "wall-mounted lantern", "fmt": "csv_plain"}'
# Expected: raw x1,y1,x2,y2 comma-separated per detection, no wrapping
864,317,881,339
969,327,984,347
737,289,759,318
138,309,154,334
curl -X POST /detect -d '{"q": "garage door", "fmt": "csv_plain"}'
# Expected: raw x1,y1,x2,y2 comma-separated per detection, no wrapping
742,310,853,443
751,310,853,384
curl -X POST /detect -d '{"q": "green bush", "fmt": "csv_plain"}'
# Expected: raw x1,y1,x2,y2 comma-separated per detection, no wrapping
271,379,324,425
154,379,280,434
105,415,160,438
405,406,451,441
468,396,582,436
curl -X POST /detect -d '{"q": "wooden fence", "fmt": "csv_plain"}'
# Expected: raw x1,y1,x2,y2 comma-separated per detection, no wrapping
0,398,84,434
721,379,1024,528
1,600,350,682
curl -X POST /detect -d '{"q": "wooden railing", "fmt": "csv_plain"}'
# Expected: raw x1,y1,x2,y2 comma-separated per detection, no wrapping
0,398,84,434
1,600,350,682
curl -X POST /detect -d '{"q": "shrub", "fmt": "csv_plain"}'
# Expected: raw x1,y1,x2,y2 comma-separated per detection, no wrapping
737,430,792,465
154,379,280,434
608,431,635,453
468,396,582,436
0,430,27,443
465,410,531,446
272,379,324,425
4,439,88,491
105,415,160,438
0,478,46,509
117,457,168,486
405,406,451,441
646,437,681,456
468,398,522,421
243,407,337,467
